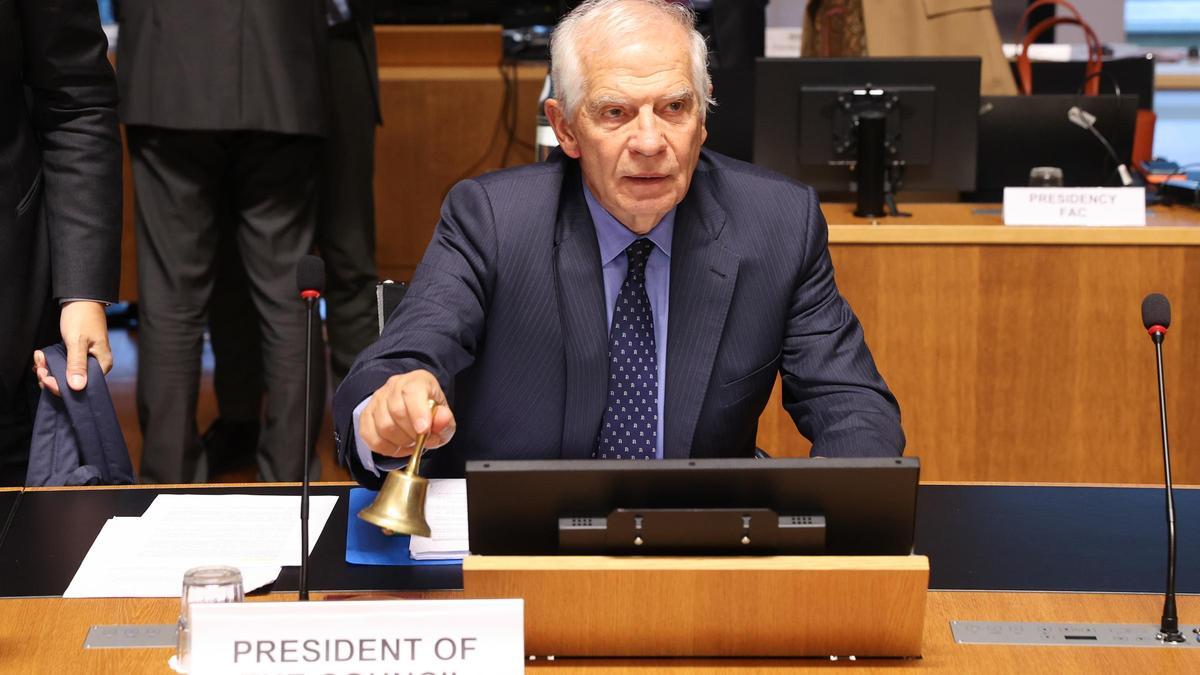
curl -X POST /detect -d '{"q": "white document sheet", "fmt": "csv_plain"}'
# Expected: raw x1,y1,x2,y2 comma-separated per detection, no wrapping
408,479,470,560
140,494,338,566
64,518,281,598
64,494,338,598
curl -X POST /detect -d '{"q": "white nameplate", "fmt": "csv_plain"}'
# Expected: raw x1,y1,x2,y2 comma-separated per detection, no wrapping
1003,187,1146,226
188,599,523,675
765,27,803,58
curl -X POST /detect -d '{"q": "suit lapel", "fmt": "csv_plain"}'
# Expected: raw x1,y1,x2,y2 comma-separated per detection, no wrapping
554,174,609,458
664,173,739,459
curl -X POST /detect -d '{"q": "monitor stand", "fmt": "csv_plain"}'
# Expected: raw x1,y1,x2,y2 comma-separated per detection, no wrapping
852,98,912,218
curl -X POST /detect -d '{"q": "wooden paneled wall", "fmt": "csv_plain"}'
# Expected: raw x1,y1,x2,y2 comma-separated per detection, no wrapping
371,26,547,282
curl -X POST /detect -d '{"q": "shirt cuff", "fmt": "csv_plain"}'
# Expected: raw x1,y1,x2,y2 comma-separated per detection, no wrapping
59,298,112,307
352,395,407,477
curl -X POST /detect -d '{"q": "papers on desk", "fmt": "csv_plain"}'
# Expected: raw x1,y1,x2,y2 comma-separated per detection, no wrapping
64,494,338,598
407,479,469,561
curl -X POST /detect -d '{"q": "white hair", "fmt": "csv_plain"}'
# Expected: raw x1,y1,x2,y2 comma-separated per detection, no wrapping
550,0,715,120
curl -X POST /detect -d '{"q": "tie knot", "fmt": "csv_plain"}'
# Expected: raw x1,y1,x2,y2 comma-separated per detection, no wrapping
625,239,655,272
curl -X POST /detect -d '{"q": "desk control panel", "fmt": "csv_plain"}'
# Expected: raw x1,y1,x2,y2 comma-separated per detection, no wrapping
84,624,176,649
951,621,1200,648
558,509,826,555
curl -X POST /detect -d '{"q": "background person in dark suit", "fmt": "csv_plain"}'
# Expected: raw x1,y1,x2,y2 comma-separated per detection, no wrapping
0,0,122,486
200,0,384,475
117,0,328,483
320,0,384,381
334,0,904,488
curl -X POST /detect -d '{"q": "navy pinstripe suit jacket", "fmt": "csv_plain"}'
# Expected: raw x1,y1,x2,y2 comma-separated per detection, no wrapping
335,150,904,485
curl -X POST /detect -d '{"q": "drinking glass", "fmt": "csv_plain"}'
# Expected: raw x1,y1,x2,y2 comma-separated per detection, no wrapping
173,565,243,673
1028,166,1064,187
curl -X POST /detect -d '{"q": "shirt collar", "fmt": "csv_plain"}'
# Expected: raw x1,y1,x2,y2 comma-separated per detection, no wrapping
583,179,675,266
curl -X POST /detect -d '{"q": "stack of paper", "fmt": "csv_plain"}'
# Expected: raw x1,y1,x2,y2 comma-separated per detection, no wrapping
408,479,470,560
64,494,338,598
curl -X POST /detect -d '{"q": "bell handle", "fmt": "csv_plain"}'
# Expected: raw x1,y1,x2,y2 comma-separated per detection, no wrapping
404,399,439,477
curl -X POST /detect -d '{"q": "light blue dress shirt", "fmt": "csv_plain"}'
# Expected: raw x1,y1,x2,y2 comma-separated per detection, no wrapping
354,179,676,474
584,182,674,459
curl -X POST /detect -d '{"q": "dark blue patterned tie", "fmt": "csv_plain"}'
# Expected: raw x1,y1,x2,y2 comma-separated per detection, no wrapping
594,239,658,460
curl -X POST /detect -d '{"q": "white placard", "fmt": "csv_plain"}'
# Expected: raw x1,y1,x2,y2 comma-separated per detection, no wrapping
188,599,523,675
1001,43,1073,61
765,27,802,58
1003,187,1146,226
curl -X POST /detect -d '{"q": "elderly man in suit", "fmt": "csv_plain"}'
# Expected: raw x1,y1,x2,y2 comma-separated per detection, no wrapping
117,0,328,483
335,0,904,487
1,0,122,486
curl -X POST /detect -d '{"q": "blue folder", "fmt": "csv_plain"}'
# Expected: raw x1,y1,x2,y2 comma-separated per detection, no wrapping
345,488,463,566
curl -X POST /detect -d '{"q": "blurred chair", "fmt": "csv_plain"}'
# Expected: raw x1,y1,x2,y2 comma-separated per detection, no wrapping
376,280,408,335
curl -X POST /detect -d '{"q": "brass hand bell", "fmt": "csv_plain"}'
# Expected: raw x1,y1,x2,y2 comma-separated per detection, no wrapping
358,400,438,537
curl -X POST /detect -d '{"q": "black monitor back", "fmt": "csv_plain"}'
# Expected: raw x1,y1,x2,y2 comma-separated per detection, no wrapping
375,1,563,26
466,457,919,556
754,57,979,193
974,94,1138,200
1009,56,1156,110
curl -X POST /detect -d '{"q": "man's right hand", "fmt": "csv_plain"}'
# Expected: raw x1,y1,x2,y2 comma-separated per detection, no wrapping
359,369,457,458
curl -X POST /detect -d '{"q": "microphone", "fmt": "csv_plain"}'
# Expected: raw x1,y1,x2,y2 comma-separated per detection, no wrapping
297,255,326,299
296,255,325,601
1140,292,1185,643
1068,106,1134,186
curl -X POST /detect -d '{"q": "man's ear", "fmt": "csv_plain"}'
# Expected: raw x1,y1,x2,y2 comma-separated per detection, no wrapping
701,84,712,145
545,98,581,159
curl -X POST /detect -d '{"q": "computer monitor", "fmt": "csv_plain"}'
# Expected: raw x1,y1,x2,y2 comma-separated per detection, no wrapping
465,457,919,556
974,94,1138,200
374,1,563,27
1010,56,1155,110
754,57,980,216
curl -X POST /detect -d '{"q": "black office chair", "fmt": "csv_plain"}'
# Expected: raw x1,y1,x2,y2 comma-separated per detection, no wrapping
375,280,408,335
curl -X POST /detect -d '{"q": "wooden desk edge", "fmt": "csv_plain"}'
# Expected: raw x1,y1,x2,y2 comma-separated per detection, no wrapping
828,224,1200,245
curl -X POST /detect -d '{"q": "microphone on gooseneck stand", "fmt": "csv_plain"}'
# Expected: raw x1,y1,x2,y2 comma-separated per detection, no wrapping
296,255,326,601
1140,292,1186,643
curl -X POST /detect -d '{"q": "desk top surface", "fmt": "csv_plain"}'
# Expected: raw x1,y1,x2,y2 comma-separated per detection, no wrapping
822,203,1200,244
0,489,19,554
3,483,1199,673
2,592,1197,674
0,483,1195,599
0,484,461,599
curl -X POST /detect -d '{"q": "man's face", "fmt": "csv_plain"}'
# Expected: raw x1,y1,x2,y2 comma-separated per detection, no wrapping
547,23,707,234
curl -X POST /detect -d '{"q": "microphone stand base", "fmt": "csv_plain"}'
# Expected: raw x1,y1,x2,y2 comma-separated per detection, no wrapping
951,621,1200,648
1157,630,1187,644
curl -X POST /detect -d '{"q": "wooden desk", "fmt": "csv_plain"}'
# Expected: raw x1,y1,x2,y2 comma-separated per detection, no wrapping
1,482,1196,671
756,203,1200,485
4,483,1196,598
2,592,1197,673
1156,60,1200,91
